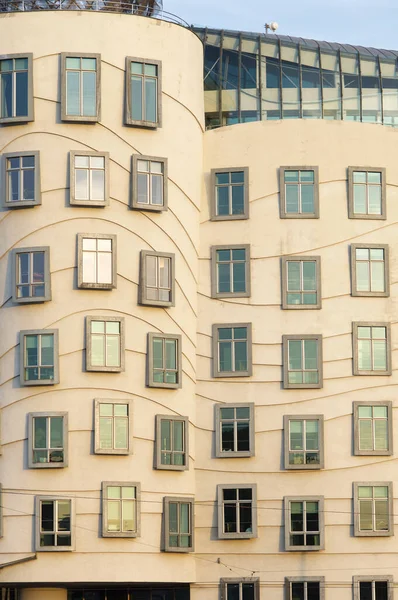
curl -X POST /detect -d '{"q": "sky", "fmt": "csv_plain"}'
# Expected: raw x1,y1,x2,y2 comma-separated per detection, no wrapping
165,0,398,51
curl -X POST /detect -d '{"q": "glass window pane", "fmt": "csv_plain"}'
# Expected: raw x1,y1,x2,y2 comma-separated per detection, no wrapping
106,336,120,367
145,78,157,122
15,71,28,117
100,417,113,449
41,335,54,365
115,418,128,449
97,252,112,284
82,71,96,116
91,170,105,201
306,420,319,450
358,339,372,370
289,340,302,370
107,501,121,531
375,419,388,451
23,167,35,200
373,340,387,370
91,335,105,366
303,262,316,290
131,76,143,121
217,186,229,215
286,184,299,213
354,184,367,213
219,341,232,372
371,261,385,292
34,417,47,449
234,341,248,371
219,328,232,340
66,57,80,69
287,262,300,291
137,173,148,204
66,71,80,116
359,420,373,450
106,322,120,334
290,421,303,450
368,185,381,214
82,251,96,284
50,417,63,448
356,261,370,291
151,174,163,205
76,168,89,200
165,339,177,370
131,62,143,75
231,185,244,214
173,421,184,452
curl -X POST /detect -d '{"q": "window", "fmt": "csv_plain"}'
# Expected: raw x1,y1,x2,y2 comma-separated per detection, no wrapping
353,323,391,376
280,167,319,218
94,399,132,455
284,415,324,469
28,412,68,468
155,415,189,471
0,588,19,600
210,167,249,220
285,578,325,600
147,333,181,389
217,484,257,539
212,323,252,378
102,482,140,538
77,234,116,290
139,250,175,307
0,54,33,124
354,402,393,456
282,335,323,389
220,578,260,600
284,496,324,551
131,155,167,211
125,57,161,127
215,403,255,458
61,53,100,122
12,247,51,303
20,329,59,386
353,576,393,600
348,167,386,219
211,245,251,299
70,151,109,206
35,497,74,551
2,151,41,208
163,497,194,552
354,482,393,537
86,317,124,373
281,256,321,309
351,244,389,297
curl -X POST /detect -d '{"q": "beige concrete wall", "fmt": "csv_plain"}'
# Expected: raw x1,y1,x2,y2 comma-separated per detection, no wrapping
0,11,203,585
195,118,398,599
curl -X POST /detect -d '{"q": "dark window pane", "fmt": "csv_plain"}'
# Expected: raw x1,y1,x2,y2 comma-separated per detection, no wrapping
375,581,388,600
241,53,257,89
242,583,255,600
282,62,299,88
224,504,237,532
359,582,372,600
266,58,280,88
236,422,250,451
307,581,320,600
239,503,252,532
222,50,239,90
1,72,12,118
221,423,234,452
204,45,221,91
41,501,54,531
15,70,28,116
291,582,304,600
226,583,239,600
302,66,320,88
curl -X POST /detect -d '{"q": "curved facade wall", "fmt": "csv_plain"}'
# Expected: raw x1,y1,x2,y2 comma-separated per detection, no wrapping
197,118,398,599
0,10,203,593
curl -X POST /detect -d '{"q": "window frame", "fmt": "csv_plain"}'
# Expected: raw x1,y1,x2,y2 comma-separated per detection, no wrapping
28,412,68,469
12,246,51,303
279,166,320,219
215,402,255,458
353,575,393,600
212,323,253,378
210,166,249,221
0,53,34,124
283,414,324,470
139,250,175,307
163,496,194,553
155,414,189,471
147,332,182,389
69,150,109,207
61,52,101,123
285,577,325,600
350,244,389,297
211,244,251,299
101,481,141,538
282,334,323,389
354,482,393,537
217,483,257,539
35,496,75,551
352,322,392,376
348,166,386,220
354,401,393,457
220,578,260,600
131,154,168,212
20,329,60,387
77,233,117,290
94,399,133,456
85,316,125,373
284,495,325,551
1,151,41,208
281,255,322,310
125,56,162,128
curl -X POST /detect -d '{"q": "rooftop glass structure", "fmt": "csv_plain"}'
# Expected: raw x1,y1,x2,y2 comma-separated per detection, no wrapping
193,27,398,129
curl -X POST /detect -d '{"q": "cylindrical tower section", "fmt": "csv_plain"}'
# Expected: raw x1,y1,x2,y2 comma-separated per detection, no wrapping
0,10,203,590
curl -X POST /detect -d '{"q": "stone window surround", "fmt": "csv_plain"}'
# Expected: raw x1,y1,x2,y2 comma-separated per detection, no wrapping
282,334,323,389
284,495,325,551
348,166,386,220
0,53,34,125
283,414,325,470
131,154,168,212
220,578,260,600
279,165,320,219
85,316,125,373
19,329,60,387
125,56,162,129
35,496,75,552
12,246,51,304
352,322,392,376
217,483,258,540
285,577,325,600
163,496,194,553
147,332,182,389
139,250,175,308
94,399,133,456
210,166,249,221
350,243,390,298
69,150,110,207
1,150,41,209
61,52,101,123
77,233,117,290
210,244,251,299
28,411,68,469
352,575,393,600
212,322,253,378
101,481,141,538
155,414,189,471
215,402,255,458
353,401,393,457
281,255,322,310
353,481,394,537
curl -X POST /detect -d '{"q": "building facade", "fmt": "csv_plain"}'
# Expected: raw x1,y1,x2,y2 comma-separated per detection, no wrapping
0,6,398,600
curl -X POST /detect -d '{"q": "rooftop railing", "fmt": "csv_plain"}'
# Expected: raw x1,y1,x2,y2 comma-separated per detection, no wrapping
0,0,189,26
